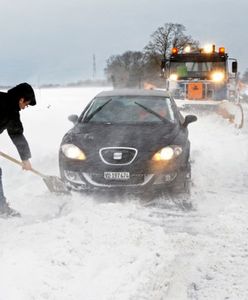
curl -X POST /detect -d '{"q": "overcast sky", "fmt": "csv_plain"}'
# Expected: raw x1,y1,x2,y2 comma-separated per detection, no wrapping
0,0,247,86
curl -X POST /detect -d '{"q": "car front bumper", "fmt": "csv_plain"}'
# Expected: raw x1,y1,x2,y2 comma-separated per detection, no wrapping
60,167,189,193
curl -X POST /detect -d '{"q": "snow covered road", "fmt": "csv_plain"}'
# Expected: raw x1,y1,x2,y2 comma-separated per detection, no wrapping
0,87,248,299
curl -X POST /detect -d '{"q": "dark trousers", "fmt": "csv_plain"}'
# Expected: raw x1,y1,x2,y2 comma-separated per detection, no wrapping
0,168,6,205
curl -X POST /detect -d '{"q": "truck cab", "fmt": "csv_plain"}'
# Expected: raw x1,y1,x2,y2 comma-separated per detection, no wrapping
162,45,238,101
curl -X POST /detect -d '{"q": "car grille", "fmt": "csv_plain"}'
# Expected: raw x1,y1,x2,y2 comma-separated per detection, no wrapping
99,147,138,165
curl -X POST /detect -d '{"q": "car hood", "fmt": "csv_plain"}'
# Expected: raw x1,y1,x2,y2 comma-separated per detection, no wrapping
63,123,180,153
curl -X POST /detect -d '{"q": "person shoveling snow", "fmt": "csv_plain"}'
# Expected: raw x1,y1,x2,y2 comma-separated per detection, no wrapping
0,83,36,217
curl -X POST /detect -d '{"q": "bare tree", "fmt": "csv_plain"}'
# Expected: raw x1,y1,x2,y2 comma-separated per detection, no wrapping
144,23,199,62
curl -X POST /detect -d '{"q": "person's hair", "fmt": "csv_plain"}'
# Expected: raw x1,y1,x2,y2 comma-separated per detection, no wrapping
8,82,36,106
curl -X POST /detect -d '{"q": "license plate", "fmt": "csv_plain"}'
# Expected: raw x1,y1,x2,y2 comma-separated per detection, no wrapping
104,172,130,180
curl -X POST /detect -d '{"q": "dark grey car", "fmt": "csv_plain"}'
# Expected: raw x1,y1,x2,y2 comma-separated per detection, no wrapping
59,89,197,195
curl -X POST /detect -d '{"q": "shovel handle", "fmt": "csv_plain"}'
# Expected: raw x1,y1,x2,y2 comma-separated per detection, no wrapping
0,151,46,178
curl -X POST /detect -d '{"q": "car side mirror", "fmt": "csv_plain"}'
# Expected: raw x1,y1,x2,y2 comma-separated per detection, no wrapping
183,115,197,127
68,114,78,124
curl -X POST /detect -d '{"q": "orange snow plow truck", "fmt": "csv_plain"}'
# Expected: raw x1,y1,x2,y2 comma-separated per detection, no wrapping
161,45,244,128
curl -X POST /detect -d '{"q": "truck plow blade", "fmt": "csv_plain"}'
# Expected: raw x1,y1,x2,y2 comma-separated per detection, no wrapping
175,100,244,129
217,101,244,129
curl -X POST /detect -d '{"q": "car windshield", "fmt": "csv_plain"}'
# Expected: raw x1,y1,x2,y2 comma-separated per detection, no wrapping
82,96,175,124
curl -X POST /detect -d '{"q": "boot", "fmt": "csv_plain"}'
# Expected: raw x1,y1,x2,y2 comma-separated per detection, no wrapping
0,202,21,218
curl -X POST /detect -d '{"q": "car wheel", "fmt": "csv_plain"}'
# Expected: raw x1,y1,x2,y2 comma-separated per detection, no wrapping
169,162,191,195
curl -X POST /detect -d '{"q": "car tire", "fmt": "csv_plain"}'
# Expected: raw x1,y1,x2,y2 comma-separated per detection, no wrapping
169,162,191,195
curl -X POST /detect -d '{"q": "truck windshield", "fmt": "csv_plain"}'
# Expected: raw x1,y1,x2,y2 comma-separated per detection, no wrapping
170,61,226,79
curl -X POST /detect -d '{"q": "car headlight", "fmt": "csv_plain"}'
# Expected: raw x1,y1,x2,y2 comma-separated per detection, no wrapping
61,144,86,160
211,71,225,82
152,146,182,161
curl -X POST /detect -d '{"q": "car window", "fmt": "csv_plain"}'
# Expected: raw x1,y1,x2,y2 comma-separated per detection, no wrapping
82,96,176,124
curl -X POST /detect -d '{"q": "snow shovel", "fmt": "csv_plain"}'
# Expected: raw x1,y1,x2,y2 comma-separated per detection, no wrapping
0,151,70,194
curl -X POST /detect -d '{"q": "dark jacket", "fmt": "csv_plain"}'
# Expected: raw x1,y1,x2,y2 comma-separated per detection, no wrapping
0,83,36,161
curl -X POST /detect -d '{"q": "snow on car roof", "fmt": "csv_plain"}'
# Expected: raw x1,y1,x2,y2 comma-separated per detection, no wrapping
95,88,170,98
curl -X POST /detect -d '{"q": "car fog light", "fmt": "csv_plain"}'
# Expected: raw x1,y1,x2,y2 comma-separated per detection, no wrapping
166,172,177,182
153,172,177,184
64,170,85,184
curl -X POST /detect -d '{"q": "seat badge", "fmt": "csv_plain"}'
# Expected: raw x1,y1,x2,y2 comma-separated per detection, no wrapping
113,152,122,160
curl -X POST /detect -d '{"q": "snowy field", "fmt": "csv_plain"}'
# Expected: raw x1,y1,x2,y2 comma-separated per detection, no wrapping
0,87,248,300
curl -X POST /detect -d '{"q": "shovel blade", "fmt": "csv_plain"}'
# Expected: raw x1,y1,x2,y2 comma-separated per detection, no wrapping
42,176,70,194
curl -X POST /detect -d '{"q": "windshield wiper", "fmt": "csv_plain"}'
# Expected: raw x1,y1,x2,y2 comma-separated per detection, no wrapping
84,99,112,123
134,101,170,124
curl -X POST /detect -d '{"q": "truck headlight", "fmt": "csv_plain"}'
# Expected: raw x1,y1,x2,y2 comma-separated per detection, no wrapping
61,144,86,160
211,71,225,82
169,73,178,81
152,146,182,161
